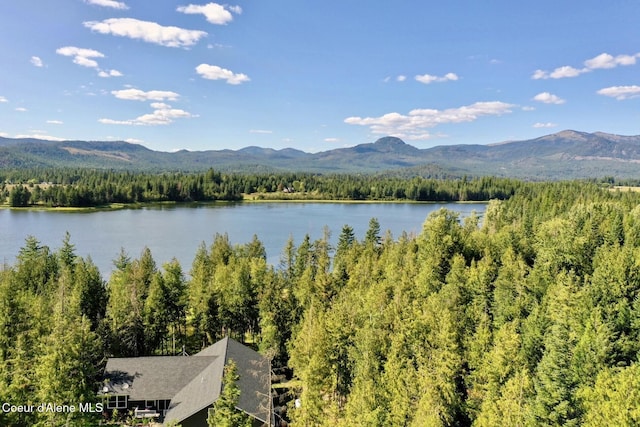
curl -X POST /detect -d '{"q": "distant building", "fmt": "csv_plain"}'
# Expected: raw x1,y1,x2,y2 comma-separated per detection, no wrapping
99,337,273,427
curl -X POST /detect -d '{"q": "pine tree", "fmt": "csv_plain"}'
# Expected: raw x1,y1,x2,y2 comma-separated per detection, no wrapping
289,304,336,425
579,364,640,427
106,248,156,356
35,262,102,426
533,273,583,426
73,257,107,331
15,236,58,294
188,242,218,348
336,224,355,256
207,359,252,427
58,231,77,269
8,184,31,207
364,217,381,247
474,369,535,427
0,271,38,426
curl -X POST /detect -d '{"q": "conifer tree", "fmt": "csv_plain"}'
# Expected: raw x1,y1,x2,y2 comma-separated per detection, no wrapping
364,217,381,247
188,242,218,348
35,265,102,426
207,359,252,427
579,364,640,427
533,273,583,426
289,304,336,425
106,248,157,356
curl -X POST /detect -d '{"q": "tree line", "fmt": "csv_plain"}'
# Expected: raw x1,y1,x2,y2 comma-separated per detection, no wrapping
1,168,523,207
1,180,640,425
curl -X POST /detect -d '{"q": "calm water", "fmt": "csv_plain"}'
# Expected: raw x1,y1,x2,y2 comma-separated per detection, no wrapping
0,202,486,276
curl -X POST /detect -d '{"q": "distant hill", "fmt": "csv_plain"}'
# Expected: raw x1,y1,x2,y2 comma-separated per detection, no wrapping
2,130,640,179
425,130,640,179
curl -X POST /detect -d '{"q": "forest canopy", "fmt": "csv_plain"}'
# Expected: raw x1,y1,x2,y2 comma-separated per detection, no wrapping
1,180,640,426
0,168,522,207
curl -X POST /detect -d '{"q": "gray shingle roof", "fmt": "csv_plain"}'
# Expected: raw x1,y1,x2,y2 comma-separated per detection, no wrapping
224,338,272,423
165,337,272,425
161,354,225,423
100,356,217,400
101,337,272,426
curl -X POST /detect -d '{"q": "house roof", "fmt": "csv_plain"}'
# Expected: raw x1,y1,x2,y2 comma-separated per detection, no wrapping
164,337,272,425
161,354,225,423
100,356,217,400
101,337,271,426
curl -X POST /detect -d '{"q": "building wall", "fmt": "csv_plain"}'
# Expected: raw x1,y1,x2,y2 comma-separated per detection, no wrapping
180,407,208,427
178,407,265,427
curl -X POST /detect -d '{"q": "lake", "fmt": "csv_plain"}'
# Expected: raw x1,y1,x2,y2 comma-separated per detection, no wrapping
1,202,486,277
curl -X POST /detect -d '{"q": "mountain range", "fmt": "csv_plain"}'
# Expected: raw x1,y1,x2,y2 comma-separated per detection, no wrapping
1,130,640,179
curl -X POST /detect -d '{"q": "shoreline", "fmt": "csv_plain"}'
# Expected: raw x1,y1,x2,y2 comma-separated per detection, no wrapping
0,197,490,211
242,197,490,205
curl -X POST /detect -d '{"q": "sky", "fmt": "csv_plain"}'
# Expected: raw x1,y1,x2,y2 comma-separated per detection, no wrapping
1,1,639,153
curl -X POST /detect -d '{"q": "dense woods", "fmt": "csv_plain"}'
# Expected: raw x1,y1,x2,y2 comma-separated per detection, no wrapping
2,179,640,425
1,169,521,207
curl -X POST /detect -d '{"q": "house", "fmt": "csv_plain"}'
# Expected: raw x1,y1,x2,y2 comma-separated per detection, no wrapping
99,337,273,427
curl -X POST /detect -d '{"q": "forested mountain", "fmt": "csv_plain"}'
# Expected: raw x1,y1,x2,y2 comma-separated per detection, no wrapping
2,130,640,178
2,181,640,425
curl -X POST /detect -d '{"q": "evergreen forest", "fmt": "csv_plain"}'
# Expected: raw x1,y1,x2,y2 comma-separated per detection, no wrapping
1,168,520,207
2,179,640,426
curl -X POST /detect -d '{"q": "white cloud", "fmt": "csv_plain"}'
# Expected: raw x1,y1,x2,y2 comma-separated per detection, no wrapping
56,46,122,78
324,137,340,143
150,102,172,109
584,52,637,69
249,129,273,134
533,51,640,79
533,92,566,104
531,69,549,80
532,67,583,79
15,133,66,141
84,18,207,48
103,89,192,125
111,88,180,101
99,103,194,126
98,69,123,78
195,64,250,84
15,107,28,112
125,138,144,143
344,101,514,140
532,66,586,79
597,85,640,100
84,0,128,9
0,96,7,103
56,46,105,69
533,122,558,128
550,65,586,79
396,75,407,82
415,72,459,84
46,120,64,125
30,56,44,67
521,106,536,111
177,3,242,25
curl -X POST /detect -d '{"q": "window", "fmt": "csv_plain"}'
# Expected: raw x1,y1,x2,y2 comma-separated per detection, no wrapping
106,395,127,409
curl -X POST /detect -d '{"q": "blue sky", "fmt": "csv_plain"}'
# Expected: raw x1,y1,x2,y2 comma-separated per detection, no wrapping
1,1,639,152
